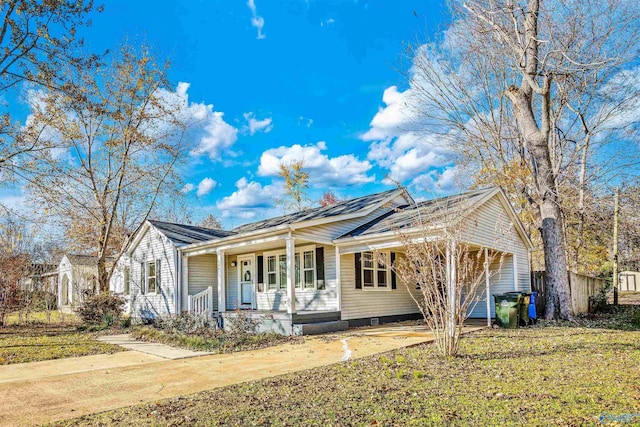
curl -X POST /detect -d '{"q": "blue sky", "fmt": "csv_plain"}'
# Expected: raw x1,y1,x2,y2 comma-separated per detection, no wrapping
8,1,460,228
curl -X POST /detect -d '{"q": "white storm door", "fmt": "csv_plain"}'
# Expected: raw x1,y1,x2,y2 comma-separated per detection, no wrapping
238,256,254,306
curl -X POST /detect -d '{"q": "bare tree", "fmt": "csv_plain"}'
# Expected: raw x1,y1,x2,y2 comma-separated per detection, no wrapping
0,215,31,325
406,0,640,319
385,203,504,357
0,0,99,178
19,43,192,292
277,160,311,212
199,214,223,230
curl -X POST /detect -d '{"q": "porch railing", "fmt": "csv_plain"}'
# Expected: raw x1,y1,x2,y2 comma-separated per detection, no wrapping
188,286,214,320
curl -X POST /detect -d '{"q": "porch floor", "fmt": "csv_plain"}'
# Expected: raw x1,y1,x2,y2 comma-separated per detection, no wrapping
222,310,341,324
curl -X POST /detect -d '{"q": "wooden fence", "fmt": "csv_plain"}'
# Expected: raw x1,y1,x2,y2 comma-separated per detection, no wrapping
531,271,608,315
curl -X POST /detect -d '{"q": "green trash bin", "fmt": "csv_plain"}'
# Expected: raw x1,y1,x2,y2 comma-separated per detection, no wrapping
493,293,520,328
505,292,531,326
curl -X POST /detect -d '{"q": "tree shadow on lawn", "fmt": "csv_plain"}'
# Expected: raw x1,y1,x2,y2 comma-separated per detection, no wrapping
459,327,639,361
0,324,85,338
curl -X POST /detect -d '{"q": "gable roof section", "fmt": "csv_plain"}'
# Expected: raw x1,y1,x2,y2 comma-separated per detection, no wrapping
336,187,533,249
148,220,236,246
66,254,99,266
338,188,496,239
232,188,404,234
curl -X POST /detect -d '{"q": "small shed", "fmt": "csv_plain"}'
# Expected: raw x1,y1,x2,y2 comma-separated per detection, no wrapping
619,271,640,292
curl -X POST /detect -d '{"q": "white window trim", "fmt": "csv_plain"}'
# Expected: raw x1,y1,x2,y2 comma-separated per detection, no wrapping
146,260,158,295
262,245,316,292
361,250,392,291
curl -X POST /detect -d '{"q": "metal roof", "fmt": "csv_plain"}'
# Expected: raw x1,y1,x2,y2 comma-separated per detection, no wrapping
149,220,237,246
337,187,498,239
232,189,401,234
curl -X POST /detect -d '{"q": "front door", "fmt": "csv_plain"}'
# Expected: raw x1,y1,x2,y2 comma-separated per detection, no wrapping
238,256,254,307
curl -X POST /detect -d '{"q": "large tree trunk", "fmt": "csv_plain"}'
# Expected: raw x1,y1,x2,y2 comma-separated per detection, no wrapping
502,0,572,320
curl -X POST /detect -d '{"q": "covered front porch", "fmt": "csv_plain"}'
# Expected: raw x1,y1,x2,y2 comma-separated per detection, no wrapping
182,231,343,334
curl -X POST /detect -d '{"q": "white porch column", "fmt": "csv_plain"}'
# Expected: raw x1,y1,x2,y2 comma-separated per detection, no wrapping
513,253,519,291
446,240,456,338
484,247,491,327
335,246,341,313
286,233,296,314
181,256,189,313
217,250,226,313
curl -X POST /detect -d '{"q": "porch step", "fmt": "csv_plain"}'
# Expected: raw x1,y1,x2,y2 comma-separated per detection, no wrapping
293,320,349,336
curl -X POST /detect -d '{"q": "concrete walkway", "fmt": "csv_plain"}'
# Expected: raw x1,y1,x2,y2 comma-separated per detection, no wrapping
97,334,214,359
0,325,483,427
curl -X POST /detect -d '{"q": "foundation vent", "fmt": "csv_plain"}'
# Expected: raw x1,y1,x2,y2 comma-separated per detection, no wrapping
370,318,380,326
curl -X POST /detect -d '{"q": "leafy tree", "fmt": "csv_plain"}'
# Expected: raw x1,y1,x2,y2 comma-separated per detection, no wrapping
278,160,310,212
319,191,339,207
20,43,191,291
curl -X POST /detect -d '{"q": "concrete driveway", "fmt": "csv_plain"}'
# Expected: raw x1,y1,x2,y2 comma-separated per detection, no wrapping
0,325,482,426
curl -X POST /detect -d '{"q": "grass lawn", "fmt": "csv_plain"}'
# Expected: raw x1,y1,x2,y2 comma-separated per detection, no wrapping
130,325,297,354
52,308,640,427
619,291,640,305
0,322,125,365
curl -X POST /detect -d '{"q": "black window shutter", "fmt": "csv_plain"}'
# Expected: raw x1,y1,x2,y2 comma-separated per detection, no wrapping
390,252,397,289
316,247,325,290
140,262,145,294
257,255,264,283
156,259,161,291
355,252,362,289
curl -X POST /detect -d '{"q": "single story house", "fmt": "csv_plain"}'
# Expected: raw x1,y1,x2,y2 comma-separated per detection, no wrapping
111,187,533,334
58,254,103,309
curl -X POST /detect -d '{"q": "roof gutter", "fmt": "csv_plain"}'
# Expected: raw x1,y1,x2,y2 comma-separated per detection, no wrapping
180,224,292,254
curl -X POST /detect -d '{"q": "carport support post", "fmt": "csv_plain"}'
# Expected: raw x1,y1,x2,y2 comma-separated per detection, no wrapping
217,250,226,313
446,240,456,345
484,247,491,327
286,234,296,314
335,246,341,313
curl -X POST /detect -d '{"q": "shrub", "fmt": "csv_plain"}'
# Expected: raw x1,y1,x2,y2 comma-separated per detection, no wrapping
75,293,125,326
156,313,216,335
226,307,268,336
589,286,610,313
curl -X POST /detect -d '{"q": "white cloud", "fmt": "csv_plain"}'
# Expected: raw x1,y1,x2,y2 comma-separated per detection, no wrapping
196,177,218,197
257,141,374,186
320,18,335,27
247,0,266,40
410,166,459,194
362,84,456,188
298,116,313,127
217,177,281,218
153,82,239,161
243,112,273,135
181,183,195,193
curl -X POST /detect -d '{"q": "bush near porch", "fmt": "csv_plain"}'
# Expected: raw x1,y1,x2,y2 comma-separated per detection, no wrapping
54,307,640,427
130,313,298,354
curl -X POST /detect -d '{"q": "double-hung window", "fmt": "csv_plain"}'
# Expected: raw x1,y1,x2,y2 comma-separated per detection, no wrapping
147,260,157,293
302,250,315,289
361,251,390,290
264,246,317,291
266,255,277,291
123,267,130,295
